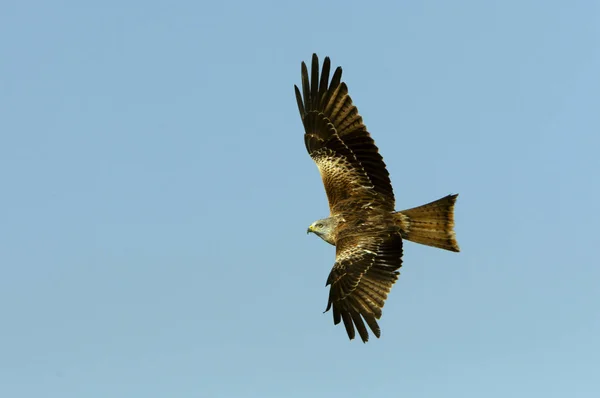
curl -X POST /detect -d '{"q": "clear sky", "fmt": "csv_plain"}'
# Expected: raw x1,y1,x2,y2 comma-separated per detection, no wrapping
1,1,599,397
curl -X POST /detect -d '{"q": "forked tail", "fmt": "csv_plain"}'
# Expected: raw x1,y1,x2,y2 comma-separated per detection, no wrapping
394,194,460,252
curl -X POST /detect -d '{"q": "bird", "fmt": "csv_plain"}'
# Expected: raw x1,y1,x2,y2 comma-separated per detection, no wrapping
295,54,460,343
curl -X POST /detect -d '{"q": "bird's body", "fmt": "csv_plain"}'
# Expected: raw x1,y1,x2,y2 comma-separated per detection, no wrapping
295,54,460,342
309,206,398,247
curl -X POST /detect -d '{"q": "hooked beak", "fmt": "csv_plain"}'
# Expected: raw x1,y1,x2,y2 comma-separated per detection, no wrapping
307,226,313,234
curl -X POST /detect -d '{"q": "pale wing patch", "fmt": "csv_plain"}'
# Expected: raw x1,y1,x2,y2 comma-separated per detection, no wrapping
312,149,374,214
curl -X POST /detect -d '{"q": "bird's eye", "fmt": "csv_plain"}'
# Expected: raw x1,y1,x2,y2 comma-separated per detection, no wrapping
316,223,323,228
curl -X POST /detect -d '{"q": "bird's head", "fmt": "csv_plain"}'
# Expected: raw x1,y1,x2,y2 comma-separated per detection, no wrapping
307,217,336,245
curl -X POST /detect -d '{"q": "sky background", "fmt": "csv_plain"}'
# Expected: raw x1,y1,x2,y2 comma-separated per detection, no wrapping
1,0,599,397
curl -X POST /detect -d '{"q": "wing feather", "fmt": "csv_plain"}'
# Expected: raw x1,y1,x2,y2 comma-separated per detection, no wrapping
317,57,331,107
301,62,310,112
325,233,403,342
310,54,319,107
295,54,395,214
294,85,305,123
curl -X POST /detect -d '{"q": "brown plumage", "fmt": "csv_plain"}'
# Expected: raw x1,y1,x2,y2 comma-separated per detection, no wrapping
296,54,460,343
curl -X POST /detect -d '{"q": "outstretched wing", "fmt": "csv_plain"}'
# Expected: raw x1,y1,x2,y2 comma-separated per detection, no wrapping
294,54,395,214
325,232,403,342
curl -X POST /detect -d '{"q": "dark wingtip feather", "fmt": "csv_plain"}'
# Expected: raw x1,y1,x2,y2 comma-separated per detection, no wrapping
363,314,381,339
300,61,310,111
341,311,355,340
330,66,342,89
324,299,332,313
333,306,341,325
350,310,370,343
294,85,305,121
322,66,342,109
311,54,319,110
318,57,331,109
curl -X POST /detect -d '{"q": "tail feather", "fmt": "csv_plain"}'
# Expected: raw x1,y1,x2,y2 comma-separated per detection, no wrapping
395,194,460,252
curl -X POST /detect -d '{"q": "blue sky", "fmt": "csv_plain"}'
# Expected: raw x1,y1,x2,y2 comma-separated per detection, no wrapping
1,0,599,397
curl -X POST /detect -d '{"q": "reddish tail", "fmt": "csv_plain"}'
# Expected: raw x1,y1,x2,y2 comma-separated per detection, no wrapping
394,194,460,252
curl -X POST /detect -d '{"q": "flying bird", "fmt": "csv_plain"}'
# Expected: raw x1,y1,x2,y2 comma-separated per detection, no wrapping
295,54,460,343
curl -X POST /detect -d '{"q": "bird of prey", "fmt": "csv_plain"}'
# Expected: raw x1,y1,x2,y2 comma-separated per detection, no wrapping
295,54,460,343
